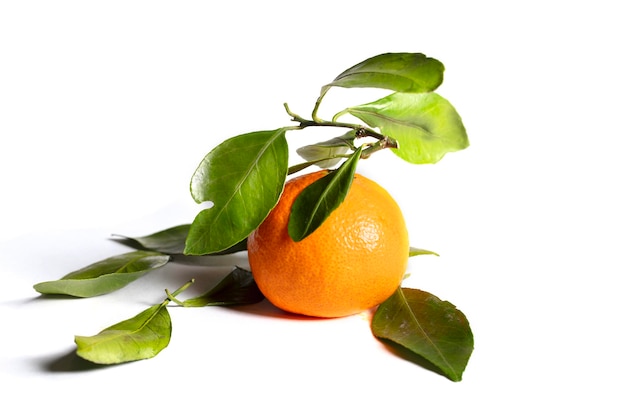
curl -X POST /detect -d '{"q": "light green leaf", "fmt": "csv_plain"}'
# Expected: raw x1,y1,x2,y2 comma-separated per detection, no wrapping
288,147,362,242
342,92,468,164
178,267,264,307
320,52,444,98
372,287,474,381
33,251,170,297
295,130,356,169
185,129,289,255
75,302,171,364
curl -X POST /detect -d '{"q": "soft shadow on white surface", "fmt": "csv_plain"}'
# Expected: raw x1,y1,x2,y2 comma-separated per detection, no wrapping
2,1,625,415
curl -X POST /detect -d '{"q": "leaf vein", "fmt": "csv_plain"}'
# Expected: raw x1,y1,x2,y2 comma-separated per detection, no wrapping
397,289,458,379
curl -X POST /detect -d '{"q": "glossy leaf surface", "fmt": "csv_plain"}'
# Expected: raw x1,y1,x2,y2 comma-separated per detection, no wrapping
288,146,362,242
180,267,264,307
75,302,171,364
185,129,289,255
321,52,444,97
372,288,473,381
33,251,170,297
344,92,468,164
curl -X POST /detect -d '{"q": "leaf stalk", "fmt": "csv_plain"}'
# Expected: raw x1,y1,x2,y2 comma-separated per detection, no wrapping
284,102,396,154
165,279,195,306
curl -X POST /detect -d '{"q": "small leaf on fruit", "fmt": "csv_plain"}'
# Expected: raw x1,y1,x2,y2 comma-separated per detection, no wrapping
372,288,474,381
33,251,170,297
288,146,362,242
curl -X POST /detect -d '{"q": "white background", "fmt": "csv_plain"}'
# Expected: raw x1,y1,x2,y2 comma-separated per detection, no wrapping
1,1,624,415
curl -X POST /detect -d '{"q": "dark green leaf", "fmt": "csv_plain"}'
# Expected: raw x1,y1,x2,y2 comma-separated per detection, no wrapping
179,267,264,307
343,92,469,164
75,301,171,364
322,52,444,95
33,251,170,297
295,130,356,169
113,225,248,259
409,247,439,257
288,146,362,242
185,129,289,255
287,160,326,176
112,224,191,254
372,288,474,381
205,238,249,255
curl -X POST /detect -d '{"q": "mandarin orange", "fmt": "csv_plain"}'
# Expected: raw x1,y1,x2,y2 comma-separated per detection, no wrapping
247,170,409,318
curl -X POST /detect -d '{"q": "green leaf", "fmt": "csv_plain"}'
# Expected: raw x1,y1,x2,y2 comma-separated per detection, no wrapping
202,238,249,256
321,52,444,97
295,130,356,169
409,247,440,257
372,288,474,381
287,159,325,176
113,224,191,254
75,302,172,364
342,92,468,164
178,267,265,307
185,129,289,255
112,225,248,258
288,146,362,242
33,251,170,297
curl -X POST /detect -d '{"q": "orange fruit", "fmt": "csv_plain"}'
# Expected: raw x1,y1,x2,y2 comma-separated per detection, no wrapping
247,170,409,318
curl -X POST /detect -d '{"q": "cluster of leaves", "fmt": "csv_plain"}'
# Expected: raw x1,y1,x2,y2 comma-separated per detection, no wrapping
33,53,473,381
